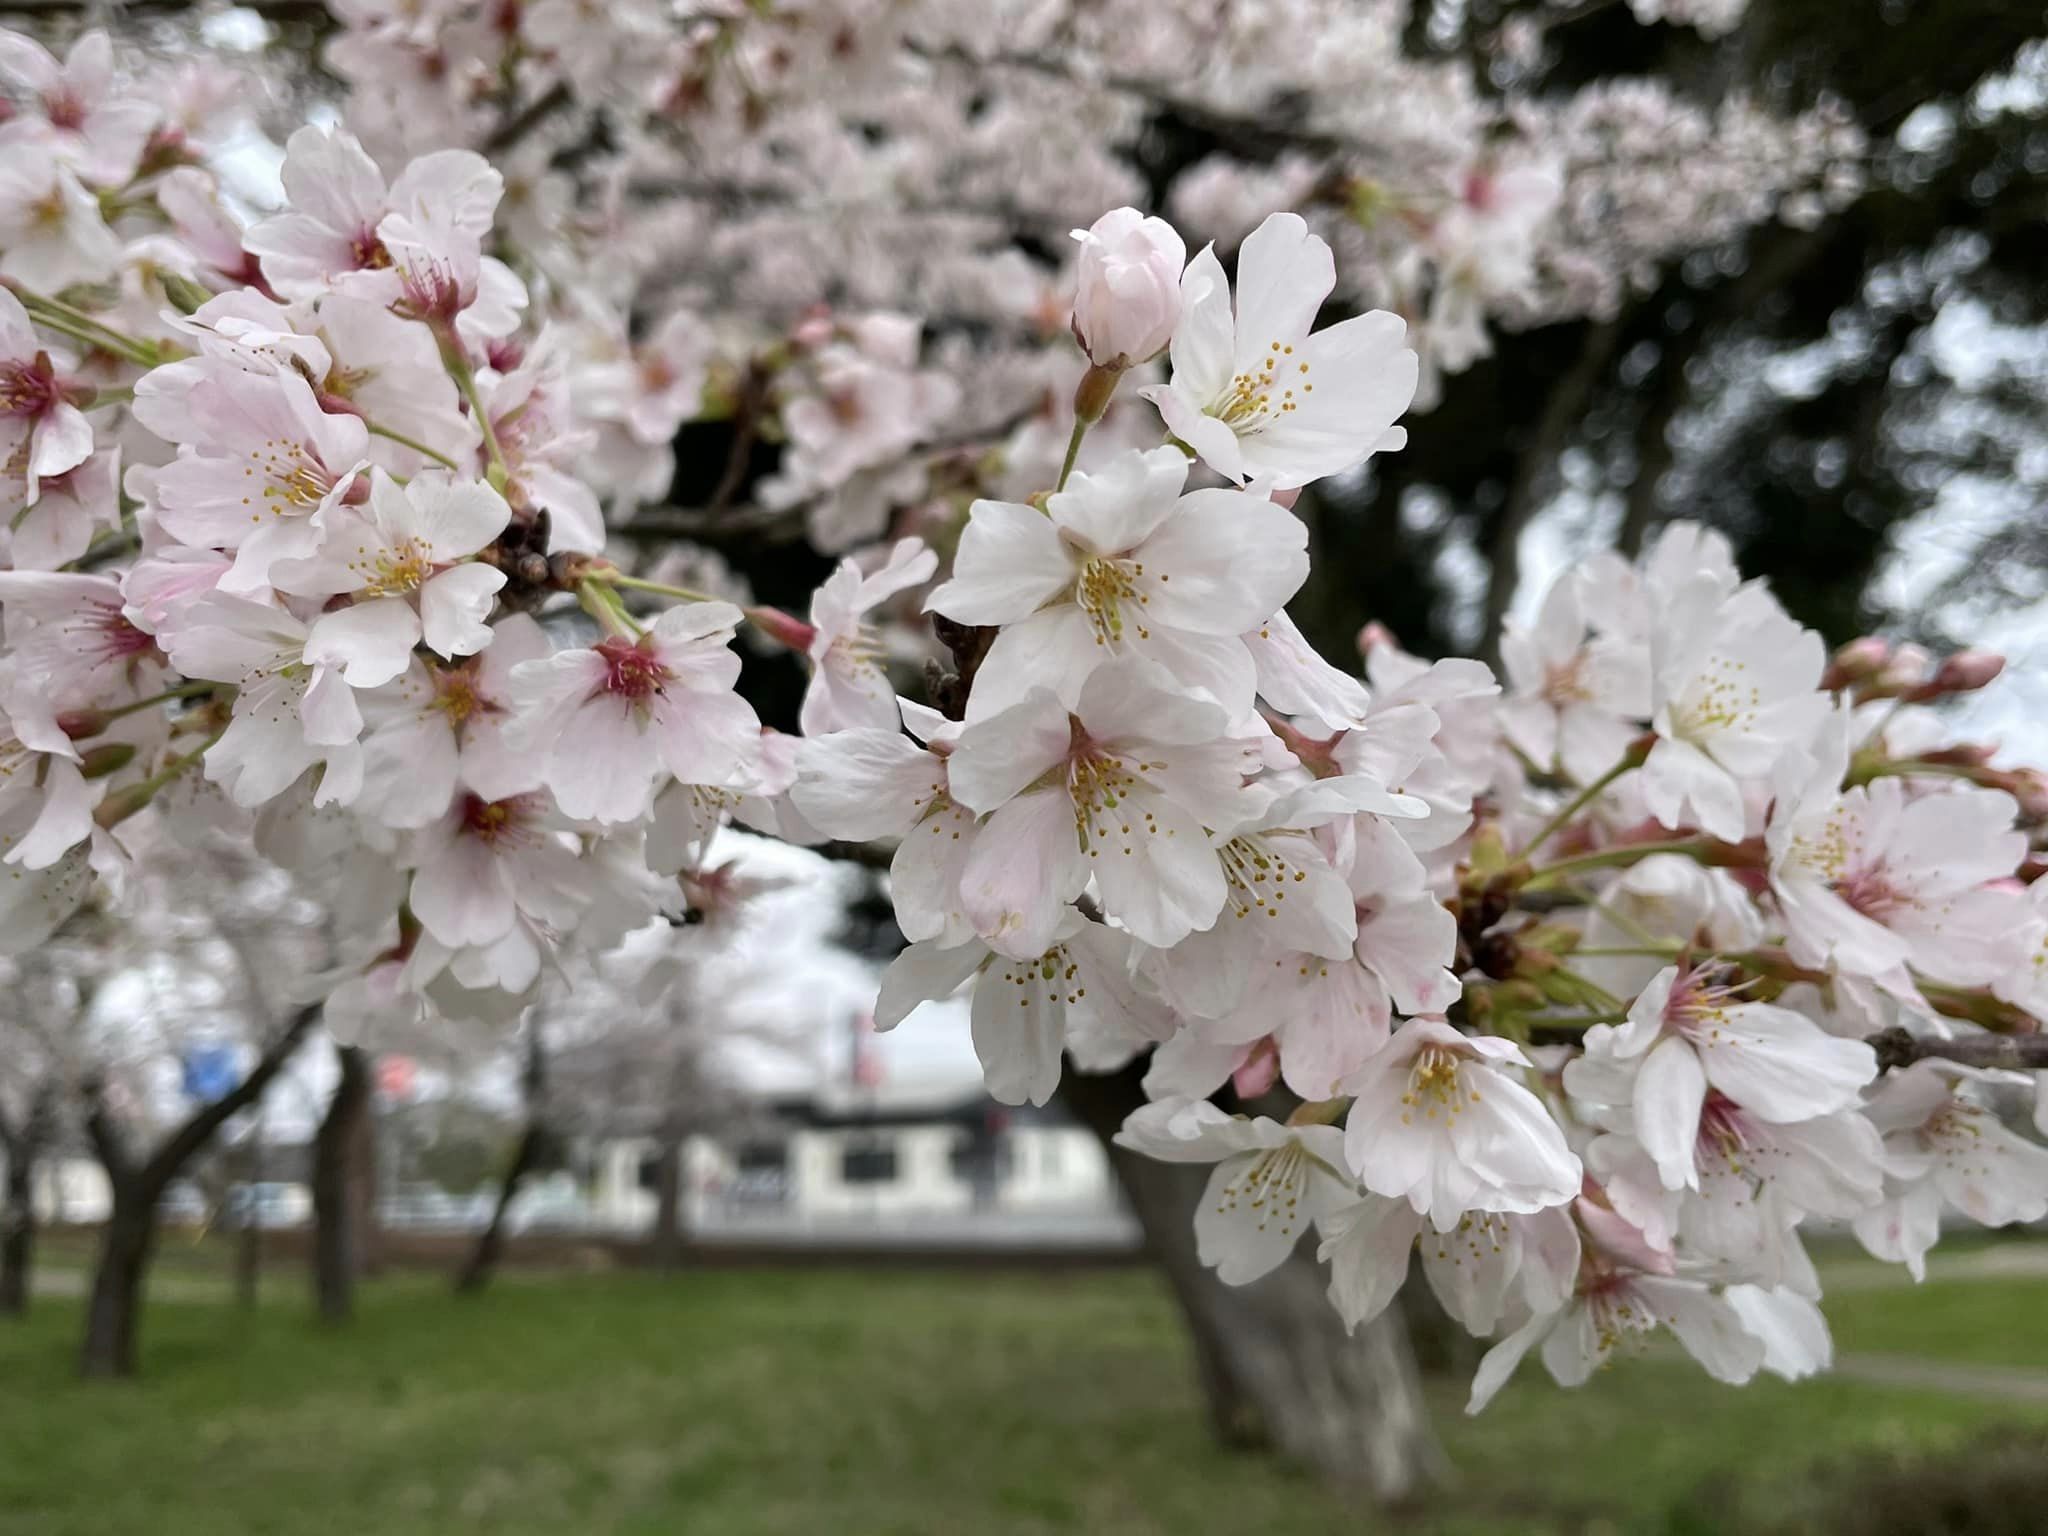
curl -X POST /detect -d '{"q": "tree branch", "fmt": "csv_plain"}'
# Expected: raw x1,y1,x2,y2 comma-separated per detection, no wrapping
141,1003,323,1194
1868,1027,2048,1074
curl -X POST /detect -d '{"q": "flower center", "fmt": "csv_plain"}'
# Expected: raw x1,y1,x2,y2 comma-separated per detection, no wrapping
595,637,673,700
1219,833,1309,920
1212,1141,1308,1238
1214,339,1309,431
0,355,60,420
1074,554,1149,646
1400,1045,1476,1123
247,438,341,517
458,791,537,846
356,536,435,598
1672,656,1761,742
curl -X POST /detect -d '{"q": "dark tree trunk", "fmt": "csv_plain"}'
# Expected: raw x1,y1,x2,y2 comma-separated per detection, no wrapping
1058,1062,1444,1501
456,1030,546,1296
77,1005,319,1379
311,1044,372,1322
648,1130,686,1271
81,1187,155,1379
0,1087,52,1316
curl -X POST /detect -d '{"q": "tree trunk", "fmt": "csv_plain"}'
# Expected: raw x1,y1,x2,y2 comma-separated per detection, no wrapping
312,1044,372,1323
0,1087,50,1316
77,1004,320,1379
1058,1062,1445,1502
80,1186,154,1379
648,1131,686,1271
455,1029,546,1296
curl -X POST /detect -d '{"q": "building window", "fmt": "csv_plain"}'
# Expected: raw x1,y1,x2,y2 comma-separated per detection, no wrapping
840,1141,898,1184
736,1141,787,1174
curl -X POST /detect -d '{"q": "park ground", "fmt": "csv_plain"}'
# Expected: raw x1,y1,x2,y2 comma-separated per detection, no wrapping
0,1236,2044,1535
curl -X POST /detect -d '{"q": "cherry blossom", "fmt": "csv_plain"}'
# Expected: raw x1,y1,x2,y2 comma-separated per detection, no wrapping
1141,213,1419,489
928,446,1308,718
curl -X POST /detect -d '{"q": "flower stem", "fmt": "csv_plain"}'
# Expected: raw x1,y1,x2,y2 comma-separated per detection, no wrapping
1565,944,1683,959
15,288,164,368
1520,745,1648,860
577,579,643,638
434,327,509,490
104,681,220,721
1521,839,1714,892
605,573,719,603
1055,418,1087,492
367,421,461,471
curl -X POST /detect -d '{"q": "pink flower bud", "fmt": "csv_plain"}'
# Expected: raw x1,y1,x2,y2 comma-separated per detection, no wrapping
1356,620,1398,656
1068,207,1185,371
1833,635,1891,677
1934,649,2004,693
1876,641,1933,692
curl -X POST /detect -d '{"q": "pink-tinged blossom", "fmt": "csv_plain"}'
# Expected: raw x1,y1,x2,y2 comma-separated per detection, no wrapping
1116,1098,1355,1285
1466,1245,1767,1413
943,660,1268,955
136,362,371,595
4,446,119,570
1589,1095,1885,1280
877,916,1176,1107
247,127,496,306
407,787,592,952
356,612,549,828
0,570,161,706
505,601,764,826
0,666,92,871
1343,1017,1581,1229
793,537,937,736
289,469,511,687
1852,1062,2048,1280
0,29,156,186
0,286,95,501
1320,1197,1578,1338
1498,564,1648,784
1141,212,1418,489
1769,745,2031,992
158,592,364,808
1563,964,1876,1192
0,156,120,289
928,446,1308,719
1640,577,1825,841
1069,207,1185,370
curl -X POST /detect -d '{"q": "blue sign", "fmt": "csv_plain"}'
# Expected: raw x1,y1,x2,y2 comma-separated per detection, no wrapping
181,1044,241,1105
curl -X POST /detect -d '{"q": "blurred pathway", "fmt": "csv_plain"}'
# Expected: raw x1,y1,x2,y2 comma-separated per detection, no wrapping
1833,1354,2048,1404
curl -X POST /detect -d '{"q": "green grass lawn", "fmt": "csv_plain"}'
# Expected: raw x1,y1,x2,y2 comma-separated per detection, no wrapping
0,1259,2041,1536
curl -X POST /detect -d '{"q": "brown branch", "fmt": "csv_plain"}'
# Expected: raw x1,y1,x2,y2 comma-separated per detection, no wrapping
1868,1027,2048,1074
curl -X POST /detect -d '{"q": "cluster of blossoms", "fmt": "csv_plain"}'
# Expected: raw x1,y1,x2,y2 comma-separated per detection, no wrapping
0,12,2040,1421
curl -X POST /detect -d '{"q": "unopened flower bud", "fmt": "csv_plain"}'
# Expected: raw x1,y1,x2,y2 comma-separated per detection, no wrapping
159,271,213,316
1875,641,1933,693
1934,649,2004,694
1357,620,1398,656
2007,768,2048,821
1822,635,1890,690
56,707,111,740
1068,207,1185,371
745,604,817,653
78,742,137,779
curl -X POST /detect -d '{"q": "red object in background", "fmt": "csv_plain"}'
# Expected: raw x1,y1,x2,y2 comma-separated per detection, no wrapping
850,1011,883,1089
375,1054,417,1102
